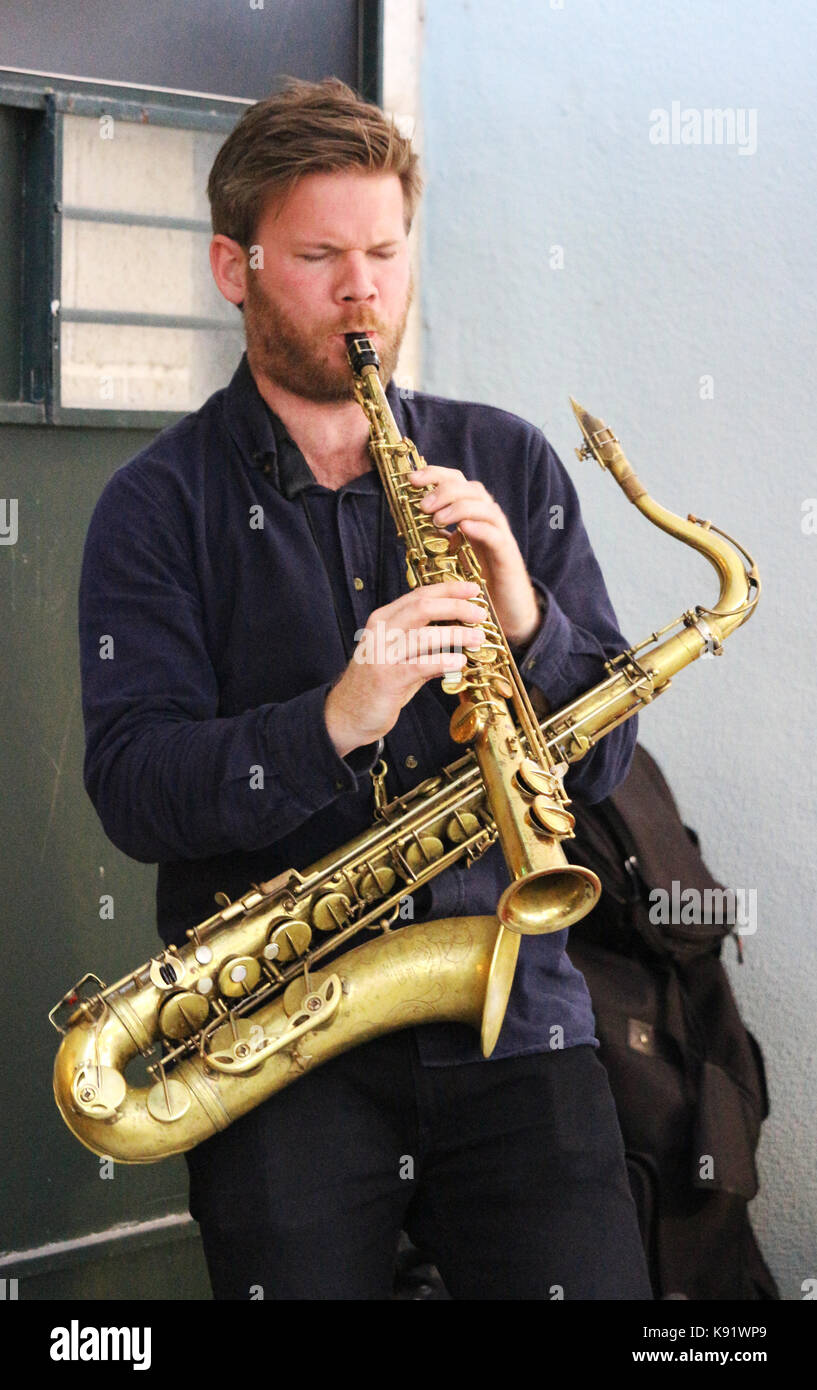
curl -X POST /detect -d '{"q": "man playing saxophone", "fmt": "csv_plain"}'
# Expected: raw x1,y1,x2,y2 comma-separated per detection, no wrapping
78,77,651,1300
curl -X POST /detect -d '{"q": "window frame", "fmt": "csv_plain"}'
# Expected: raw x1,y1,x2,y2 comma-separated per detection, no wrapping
0,71,250,429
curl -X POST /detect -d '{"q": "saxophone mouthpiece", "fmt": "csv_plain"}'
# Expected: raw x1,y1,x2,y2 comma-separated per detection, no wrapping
570,396,621,472
345,332,380,374
570,396,597,464
570,397,646,501
569,396,597,439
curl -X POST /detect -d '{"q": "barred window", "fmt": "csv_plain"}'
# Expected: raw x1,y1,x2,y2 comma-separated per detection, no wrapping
0,71,247,426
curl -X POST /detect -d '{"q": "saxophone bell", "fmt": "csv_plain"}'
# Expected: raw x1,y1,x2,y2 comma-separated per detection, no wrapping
472,719,601,934
496,863,601,935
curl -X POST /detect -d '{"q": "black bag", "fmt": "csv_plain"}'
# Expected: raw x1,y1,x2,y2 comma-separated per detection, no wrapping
565,743,779,1300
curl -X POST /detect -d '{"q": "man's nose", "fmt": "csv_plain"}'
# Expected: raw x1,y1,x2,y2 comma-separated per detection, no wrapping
336,250,377,302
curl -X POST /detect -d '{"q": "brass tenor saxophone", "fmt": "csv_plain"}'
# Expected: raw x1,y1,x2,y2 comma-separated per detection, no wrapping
50,386,759,1163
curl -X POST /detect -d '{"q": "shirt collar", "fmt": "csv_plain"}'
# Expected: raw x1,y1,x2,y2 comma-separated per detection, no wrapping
222,350,406,500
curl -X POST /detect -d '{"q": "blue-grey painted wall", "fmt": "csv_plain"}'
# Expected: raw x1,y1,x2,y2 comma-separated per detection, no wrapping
421,0,816,1299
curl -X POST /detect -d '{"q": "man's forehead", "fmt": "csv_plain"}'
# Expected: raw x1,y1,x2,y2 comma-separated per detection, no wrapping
259,170,406,239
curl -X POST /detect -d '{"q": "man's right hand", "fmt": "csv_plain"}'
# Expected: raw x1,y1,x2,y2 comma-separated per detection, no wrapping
324,581,486,758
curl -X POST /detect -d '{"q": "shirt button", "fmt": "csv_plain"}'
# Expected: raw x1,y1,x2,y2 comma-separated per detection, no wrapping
353,577,364,591
334,778,344,791
405,754,418,770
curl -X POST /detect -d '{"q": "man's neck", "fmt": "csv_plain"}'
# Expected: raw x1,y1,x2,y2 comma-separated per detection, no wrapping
249,354,374,490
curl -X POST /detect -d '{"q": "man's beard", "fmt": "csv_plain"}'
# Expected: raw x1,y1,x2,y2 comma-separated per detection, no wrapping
244,271,413,402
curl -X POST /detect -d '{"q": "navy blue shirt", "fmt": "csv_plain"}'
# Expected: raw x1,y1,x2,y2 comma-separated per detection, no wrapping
78,352,637,1065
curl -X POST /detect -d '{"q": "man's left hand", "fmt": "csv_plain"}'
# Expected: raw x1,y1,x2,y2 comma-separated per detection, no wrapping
409,466,540,647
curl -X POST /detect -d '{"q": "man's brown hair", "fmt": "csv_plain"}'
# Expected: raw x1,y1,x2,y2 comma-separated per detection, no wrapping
207,76,422,248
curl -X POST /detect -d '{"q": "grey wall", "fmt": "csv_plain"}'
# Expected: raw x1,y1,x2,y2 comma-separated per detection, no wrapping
420,0,816,1300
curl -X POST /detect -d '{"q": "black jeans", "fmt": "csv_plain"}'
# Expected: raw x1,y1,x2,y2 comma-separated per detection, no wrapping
185,1031,653,1300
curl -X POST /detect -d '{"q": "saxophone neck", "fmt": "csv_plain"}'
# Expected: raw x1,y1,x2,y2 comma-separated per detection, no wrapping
571,397,759,639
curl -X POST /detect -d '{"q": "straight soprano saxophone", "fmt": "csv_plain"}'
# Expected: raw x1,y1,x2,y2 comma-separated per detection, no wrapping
50,384,759,1163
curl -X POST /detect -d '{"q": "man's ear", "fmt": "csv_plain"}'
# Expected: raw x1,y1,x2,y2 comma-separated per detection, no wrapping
210,234,247,308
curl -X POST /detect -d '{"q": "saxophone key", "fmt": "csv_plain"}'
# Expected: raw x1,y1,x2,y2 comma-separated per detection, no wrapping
358,860,397,901
203,1016,264,1070
73,1063,127,1120
490,673,515,700
281,975,341,1024
282,978,306,1016
467,644,498,664
149,954,187,991
528,797,576,838
449,700,495,743
146,1077,191,1124
441,672,467,696
516,758,562,797
266,919,312,961
158,991,210,1040
446,811,481,844
404,834,445,872
312,891,353,932
217,955,262,998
